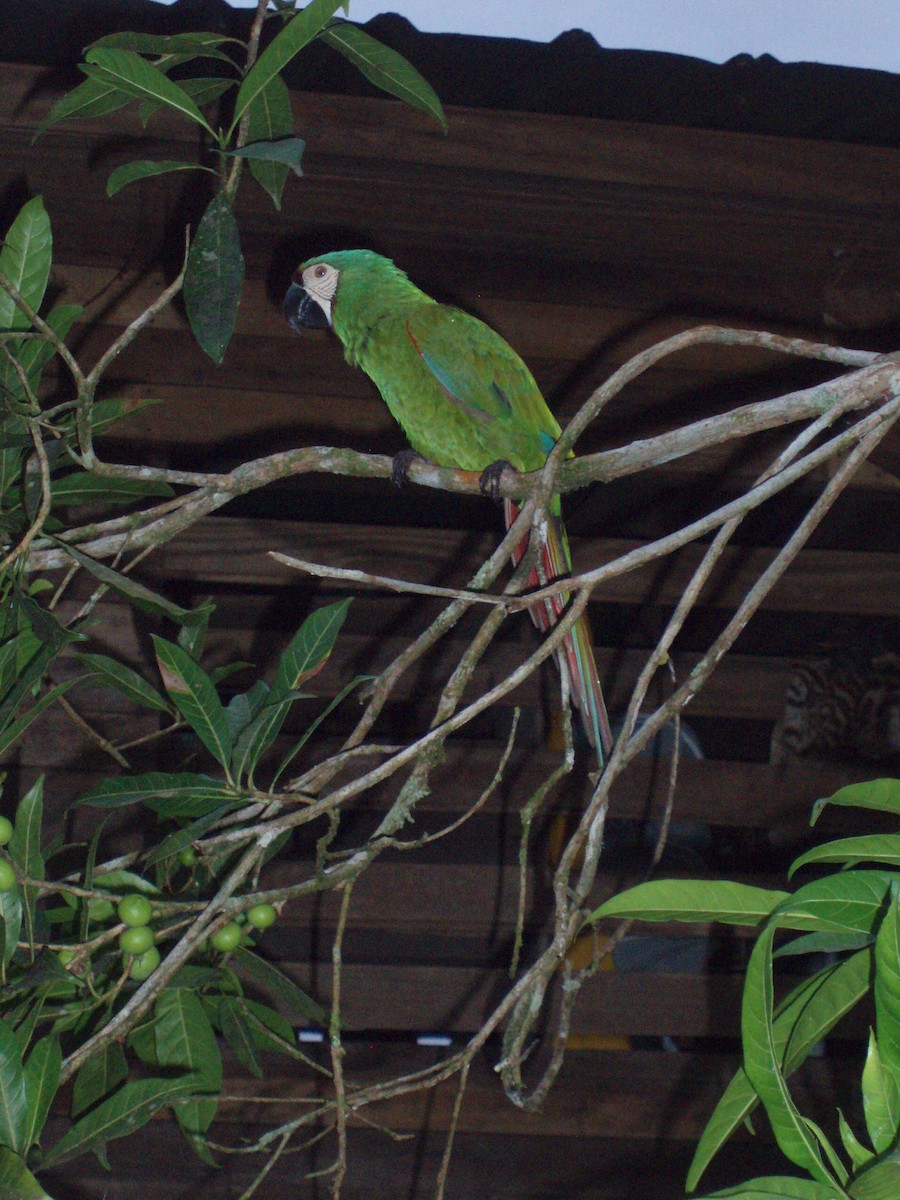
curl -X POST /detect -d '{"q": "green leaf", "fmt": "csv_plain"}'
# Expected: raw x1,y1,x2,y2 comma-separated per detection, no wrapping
77,772,238,818
41,1076,196,1168
0,1147,53,1199
742,926,843,1187
225,680,270,744
35,74,133,137
775,872,894,937
586,878,789,927
52,539,201,625
151,636,233,771
699,1178,850,1198
88,396,161,437
233,947,328,1026
874,884,900,1086
839,1108,874,1172
90,31,241,58
144,804,230,867
71,1043,127,1118
773,931,873,958
791,834,900,877
232,0,345,126
861,1030,899,1154
849,1157,900,1199
106,159,207,198
321,21,446,129
21,1036,61,1151
241,73,295,208
75,651,171,714
271,673,367,787
0,681,75,761
269,599,351,704
82,49,213,133
0,197,52,332
8,778,44,947
0,890,22,970
241,998,297,1056
812,779,900,824
0,1020,27,1153
92,869,160,897
688,951,871,1189
183,192,244,364
218,996,262,1078
154,989,220,1134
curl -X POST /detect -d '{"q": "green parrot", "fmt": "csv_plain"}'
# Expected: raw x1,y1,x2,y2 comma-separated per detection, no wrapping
283,249,612,760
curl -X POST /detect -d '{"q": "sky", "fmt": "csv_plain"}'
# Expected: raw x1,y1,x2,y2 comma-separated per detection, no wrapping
194,0,898,73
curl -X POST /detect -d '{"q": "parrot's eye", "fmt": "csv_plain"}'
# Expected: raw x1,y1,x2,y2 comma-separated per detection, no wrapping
314,265,328,279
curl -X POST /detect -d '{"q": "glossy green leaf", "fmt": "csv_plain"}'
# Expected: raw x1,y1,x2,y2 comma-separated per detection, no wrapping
861,1030,899,1154
2,304,81,408
218,996,262,1078
874,885,900,1085
0,681,74,762
687,951,871,1190
0,1020,27,1153
586,878,789,927
773,931,873,959
152,636,233,770
321,21,446,129
77,772,236,817
90,30,240,60
699,1178,849,1198
41,1076,196,1167
138,76,233,124
0,1147,53,1199
233,947,328,1027
106,159,206,198
775,872,894,937
82,49,213,133
92,868,160,897
144,804,230,867
0,197,51,332
71,1043,128,1118
241,998,297,1056
839,1109,874,1172
742,925,842,1186
8,778,43,946
183,192,244,364
269,599,351,704
241,73,295,208
75,651,171,714
849,1157,900,1199
155,989,221,1134
232,0,345,126
0,890,22,970
21,1036,61,1151
791,835,900,877
225,680,270,744
52,539,201,625
812,780,900,824
35,74,133,137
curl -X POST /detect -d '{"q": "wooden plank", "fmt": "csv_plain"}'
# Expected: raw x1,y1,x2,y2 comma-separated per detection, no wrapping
145,516,900,615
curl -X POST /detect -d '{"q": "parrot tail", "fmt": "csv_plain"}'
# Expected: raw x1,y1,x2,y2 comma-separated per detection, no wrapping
504,499,613,762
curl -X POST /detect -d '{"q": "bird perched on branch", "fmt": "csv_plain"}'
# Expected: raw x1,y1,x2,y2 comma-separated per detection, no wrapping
283,249,612,761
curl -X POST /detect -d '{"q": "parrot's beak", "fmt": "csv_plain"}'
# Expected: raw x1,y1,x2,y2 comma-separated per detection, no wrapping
283,281,331,332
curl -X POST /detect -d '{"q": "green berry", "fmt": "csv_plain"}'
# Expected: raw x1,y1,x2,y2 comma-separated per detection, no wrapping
119,925,155,956
0,858,16,892
210,922,242,953
0,816,13,846
117,894,152,927
178,847,197,867
246,903,277,931
129,945,161,981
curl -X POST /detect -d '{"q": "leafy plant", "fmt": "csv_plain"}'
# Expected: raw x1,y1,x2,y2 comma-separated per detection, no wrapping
589,778,900,1200
38,0,444,361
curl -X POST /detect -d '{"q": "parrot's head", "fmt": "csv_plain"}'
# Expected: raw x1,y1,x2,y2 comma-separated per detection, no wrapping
283,249,419,336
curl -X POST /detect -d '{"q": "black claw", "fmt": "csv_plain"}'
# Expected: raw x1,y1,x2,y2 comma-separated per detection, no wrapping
391,449,423,489
479,459,512,504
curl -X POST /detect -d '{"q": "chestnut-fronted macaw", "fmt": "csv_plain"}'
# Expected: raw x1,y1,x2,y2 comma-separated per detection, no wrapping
284,250,612,760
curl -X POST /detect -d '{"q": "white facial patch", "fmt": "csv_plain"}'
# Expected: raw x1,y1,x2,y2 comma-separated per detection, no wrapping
301,262,340,325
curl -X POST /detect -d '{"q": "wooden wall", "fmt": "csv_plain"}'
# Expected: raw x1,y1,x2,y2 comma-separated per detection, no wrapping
2,58,899,1198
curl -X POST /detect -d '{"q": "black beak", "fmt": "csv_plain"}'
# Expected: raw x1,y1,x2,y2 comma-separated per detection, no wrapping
283,281,330,332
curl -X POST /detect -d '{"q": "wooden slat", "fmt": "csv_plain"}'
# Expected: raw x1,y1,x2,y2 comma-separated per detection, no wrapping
142,516,900,615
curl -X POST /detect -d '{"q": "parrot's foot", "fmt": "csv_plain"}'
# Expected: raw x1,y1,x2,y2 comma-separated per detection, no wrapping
479,459,513,504
391,449,424,488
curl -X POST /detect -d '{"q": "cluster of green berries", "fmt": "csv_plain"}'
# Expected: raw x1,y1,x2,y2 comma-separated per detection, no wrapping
0,815,15,892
